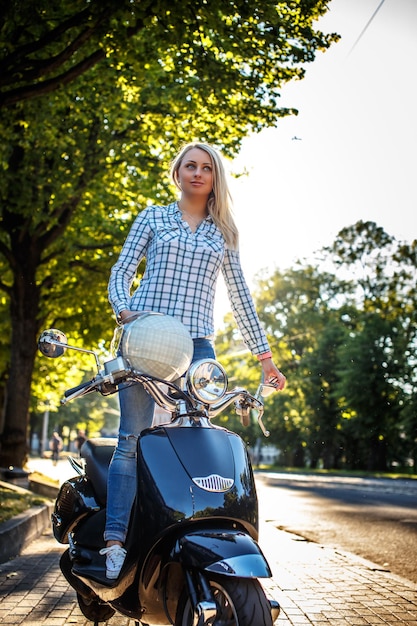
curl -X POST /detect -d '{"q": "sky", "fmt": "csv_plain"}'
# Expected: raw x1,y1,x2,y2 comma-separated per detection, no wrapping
214,0,417,326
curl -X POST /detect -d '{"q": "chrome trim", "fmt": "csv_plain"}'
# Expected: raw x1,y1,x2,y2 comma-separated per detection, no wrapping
68,456,85,475
51,512,62,527
187,359,228,404
193,600,217,626
269,599,281,622
192,474,234,492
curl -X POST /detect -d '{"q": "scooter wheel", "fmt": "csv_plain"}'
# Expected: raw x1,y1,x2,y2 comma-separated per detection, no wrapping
175,575,273,626
76,592,116,623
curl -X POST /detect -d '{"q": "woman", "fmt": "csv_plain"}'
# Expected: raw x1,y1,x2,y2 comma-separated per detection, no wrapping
101,142,286,579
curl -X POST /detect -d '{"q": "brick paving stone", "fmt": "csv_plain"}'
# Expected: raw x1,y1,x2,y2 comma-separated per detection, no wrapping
0,519,417,625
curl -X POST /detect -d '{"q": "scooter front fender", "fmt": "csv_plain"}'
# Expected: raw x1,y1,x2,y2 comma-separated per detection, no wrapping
174,528,272,578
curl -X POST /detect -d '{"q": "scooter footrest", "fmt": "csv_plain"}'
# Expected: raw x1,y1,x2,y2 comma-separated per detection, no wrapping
72,552,117,588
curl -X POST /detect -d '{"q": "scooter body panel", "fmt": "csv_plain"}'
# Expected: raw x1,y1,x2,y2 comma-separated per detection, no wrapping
174,528,272,578
135,424,258,550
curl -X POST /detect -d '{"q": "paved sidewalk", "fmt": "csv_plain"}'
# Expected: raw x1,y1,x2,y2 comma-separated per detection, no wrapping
1,516,417,625
261,521,417,625
1,458,417,625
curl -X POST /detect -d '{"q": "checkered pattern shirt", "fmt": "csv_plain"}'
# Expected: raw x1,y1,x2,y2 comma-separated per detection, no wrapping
108,202,270,356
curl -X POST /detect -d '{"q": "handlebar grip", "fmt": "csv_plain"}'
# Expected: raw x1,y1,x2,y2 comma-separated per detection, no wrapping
64,379,95,398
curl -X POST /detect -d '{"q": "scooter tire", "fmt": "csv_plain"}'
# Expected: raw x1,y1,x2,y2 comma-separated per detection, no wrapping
76,592,116,623
175,575,273,626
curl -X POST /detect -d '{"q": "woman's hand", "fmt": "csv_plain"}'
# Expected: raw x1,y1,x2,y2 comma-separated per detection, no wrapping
118,310,138,324
260,358,286,391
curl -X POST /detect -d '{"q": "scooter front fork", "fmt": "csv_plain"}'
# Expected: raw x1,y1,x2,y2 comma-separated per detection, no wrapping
184,569,217,626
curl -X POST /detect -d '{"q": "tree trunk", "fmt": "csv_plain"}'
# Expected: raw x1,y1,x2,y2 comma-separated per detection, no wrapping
0,253,41,468
367,436,388,472
0,322,39,468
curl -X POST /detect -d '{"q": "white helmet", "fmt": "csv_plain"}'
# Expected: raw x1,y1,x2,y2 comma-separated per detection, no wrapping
120,312,193,381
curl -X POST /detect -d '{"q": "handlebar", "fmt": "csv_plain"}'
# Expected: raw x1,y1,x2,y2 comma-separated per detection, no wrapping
40,326,274,437
64,379,97,398
61,378,102,404
59,364,271,436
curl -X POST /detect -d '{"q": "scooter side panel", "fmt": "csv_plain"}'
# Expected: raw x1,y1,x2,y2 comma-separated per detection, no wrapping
52,476,100,544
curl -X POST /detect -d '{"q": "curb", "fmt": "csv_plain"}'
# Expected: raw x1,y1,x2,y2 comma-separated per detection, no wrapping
0,501,54,564
0,478,58,565
28,476,60,499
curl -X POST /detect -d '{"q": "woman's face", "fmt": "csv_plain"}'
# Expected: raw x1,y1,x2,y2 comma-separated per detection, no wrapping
176,148,214,198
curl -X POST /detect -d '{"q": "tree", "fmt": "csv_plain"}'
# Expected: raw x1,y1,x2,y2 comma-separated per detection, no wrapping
326,221,417,471
302,316,348,469
335,312,404,471
394,240,417,470
0,1,339,468
253,264,350,467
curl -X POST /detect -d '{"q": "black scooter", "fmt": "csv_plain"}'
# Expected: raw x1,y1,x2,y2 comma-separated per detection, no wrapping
38,321,280,626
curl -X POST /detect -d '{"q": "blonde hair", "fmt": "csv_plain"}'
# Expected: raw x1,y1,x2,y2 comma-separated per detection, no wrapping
171,142,239,250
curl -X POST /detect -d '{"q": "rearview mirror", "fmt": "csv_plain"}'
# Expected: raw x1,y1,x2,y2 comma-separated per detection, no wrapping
38,329,68,358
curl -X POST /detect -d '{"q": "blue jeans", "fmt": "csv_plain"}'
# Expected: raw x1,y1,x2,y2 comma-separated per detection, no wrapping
104,338,215,543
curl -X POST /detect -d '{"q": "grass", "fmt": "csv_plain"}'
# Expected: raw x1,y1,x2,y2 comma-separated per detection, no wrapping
0,483,50,525
255,464,417,480
29,470,60,487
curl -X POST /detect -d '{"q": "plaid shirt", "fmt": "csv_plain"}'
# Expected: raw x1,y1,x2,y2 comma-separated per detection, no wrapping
108,202,270,356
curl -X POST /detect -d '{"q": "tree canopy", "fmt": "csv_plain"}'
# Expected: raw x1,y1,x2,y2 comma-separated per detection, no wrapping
1,0,336,110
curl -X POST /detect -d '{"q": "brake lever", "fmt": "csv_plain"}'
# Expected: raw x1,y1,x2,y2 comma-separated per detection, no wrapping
253,384,276,437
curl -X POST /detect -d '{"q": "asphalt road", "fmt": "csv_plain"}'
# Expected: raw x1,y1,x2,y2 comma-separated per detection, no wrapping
255,471,417,584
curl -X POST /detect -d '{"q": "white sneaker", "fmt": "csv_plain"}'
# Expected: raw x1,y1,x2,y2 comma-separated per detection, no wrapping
99,545,127,580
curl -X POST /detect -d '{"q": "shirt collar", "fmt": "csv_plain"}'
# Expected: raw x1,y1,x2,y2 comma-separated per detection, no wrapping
172,200,213,222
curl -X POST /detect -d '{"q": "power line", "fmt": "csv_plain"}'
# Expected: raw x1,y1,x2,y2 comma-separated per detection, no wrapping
347,0,386,57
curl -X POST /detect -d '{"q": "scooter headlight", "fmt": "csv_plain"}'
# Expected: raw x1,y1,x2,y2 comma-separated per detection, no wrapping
187,359,228,404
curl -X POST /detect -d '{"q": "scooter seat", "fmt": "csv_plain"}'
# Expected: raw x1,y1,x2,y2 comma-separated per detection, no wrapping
80,438,117,505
